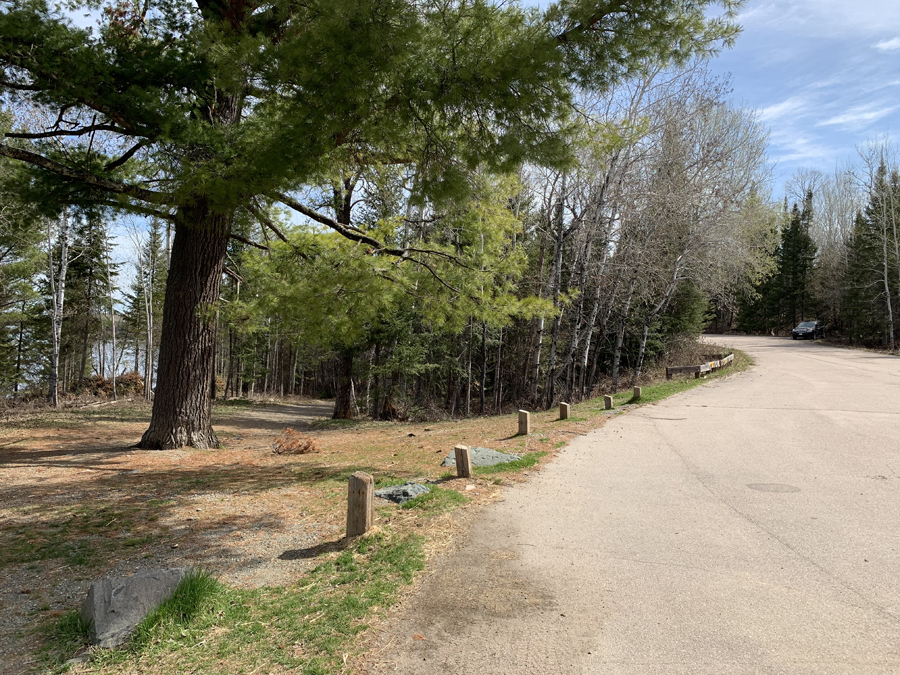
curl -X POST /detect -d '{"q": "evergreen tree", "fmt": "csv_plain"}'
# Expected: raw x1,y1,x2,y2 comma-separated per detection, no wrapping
65,212,117,388
738,193,817,333
843,163,900,345
0,0,742,447
778,192,817,326
0,153,43,394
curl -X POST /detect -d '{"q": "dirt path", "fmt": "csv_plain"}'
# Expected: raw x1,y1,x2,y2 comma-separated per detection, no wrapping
362,336,900,675
0,400,337,674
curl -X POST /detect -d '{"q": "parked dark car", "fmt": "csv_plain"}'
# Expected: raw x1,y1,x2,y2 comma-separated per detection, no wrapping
792,320,825,340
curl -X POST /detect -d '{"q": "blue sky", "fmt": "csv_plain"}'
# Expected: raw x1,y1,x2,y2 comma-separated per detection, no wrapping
534,0,900,196
703,0,900,195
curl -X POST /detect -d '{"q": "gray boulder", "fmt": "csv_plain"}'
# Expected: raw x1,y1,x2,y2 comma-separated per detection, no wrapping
374,482,430,505
441,447,520,467
81,568,189,648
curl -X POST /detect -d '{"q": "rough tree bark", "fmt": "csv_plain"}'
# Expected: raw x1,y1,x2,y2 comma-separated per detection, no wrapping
138,202,232,449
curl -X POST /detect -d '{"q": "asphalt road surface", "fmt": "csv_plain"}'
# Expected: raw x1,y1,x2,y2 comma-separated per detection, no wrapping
363,336,900,675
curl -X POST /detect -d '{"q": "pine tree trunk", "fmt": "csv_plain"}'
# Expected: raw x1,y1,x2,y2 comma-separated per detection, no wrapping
139,202,231,449
493,327,502,412
480,321,487,414
333,350,354,419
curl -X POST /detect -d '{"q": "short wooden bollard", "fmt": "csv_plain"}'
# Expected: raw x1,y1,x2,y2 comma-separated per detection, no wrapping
633,386,642,400
559,402,570,420
346,471,374,538
518,409,531,435
454,444,473,478
604,395,614,410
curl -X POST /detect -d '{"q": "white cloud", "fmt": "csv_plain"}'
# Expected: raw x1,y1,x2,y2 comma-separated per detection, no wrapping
739,0,900,38
874,37,900,51
817,105,899,128
758,96,810,123
765,125,838,164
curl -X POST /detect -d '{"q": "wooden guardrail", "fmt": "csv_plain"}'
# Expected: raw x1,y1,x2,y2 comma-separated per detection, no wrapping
666,353,734,380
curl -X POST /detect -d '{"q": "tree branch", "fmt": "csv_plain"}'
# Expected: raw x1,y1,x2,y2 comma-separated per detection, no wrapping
223,266,244,283
93,200,174,221
0,143,173,205
271,192,478,275
103,140,148,172
246,201,290,243
271,191,389,251
230,232,269,251
5,124,132,140
403,255,462,294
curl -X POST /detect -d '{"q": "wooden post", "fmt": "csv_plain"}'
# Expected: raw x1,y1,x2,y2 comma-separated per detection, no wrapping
604,395,613,410
559,402,570,420
454,444,473,478
518,410,531,435
346,471,374,538
633,386,641,400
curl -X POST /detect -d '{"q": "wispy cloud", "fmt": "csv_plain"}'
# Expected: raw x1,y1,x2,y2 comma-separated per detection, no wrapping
739,0,900,38
874,37,900,51
759,96,810,123
817,105,899,128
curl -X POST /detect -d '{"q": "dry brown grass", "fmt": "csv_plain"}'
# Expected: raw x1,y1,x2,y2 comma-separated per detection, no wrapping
273,427,322,455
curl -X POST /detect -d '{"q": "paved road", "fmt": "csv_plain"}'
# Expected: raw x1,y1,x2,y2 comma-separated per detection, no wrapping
364,336,900,675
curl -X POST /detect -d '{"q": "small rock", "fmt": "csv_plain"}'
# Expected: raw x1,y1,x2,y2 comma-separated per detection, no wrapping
374,482,430,505
81,568,190,648
442,447,520,467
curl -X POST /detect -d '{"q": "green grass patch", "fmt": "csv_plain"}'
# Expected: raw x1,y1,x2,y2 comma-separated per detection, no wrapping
0,504,145,569
626,349,753,405
578,349,753,412
39,609,91,670
130,569,221,650
400,486,469,513
473,452,546,475
47,531,425,675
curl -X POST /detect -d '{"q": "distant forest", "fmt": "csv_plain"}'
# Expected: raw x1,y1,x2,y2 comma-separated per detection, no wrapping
1,1,896,426
3,63,778,418
737,149,900,351
4,86,897,421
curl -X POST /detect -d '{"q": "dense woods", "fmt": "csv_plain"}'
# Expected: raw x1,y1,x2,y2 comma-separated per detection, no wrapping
0,0,893,442
737,142,900,349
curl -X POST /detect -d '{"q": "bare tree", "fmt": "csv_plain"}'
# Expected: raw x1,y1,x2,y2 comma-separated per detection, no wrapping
46,210,75,407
